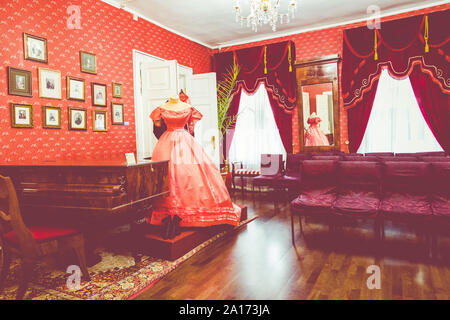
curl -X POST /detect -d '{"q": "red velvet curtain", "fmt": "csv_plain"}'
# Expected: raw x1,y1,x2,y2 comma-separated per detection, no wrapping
342,9,450,153
410,64,450,152
214,41,296,158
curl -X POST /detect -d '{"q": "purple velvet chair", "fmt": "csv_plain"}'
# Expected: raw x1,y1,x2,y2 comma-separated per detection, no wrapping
290,160,338,243
430,162,450,257
343,155,378,162
311,155,343,161
332,161,382,238
379,162,433,253
252,154,284,202
274,154,308,200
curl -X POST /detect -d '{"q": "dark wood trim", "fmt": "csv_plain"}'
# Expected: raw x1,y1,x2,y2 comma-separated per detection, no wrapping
294,54,340,67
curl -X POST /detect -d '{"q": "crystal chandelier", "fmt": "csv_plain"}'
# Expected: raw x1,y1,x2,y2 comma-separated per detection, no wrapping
234,0,298,32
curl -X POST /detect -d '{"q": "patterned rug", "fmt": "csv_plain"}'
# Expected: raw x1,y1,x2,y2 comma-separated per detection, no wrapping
0,217,257,300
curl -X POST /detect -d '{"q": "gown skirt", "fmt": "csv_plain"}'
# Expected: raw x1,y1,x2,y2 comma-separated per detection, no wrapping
148,107,241,227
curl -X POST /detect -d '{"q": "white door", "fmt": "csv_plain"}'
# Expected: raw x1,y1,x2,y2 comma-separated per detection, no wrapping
140,60,178,159
189,72,220,168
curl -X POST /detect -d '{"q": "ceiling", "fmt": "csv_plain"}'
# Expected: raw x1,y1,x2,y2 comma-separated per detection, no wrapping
102,0,447,48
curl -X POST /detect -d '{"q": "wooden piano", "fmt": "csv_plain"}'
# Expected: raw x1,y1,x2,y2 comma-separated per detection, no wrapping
0,160,169,263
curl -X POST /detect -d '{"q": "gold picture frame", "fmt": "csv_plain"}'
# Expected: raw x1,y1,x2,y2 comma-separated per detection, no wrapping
69,107,87,131
38,68,62,100
10,103,33,128
112,82,123,98
80,51,97,74
42,106,61,129
8,67,32,97
23,33,48,63
111,103,124,125
93,110,108,132
67,76,86,101
91,82,107,107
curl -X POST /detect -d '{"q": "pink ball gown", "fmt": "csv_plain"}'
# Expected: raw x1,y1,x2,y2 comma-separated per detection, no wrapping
305,117,330,146
148,106,241,227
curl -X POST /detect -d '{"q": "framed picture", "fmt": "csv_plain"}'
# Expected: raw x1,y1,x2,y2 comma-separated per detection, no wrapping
10,103,33,128
42,106,61,129
80,51,97,74
39,68,62,100
111,103,124,125
69,107,87,130
92,82,107,106
67,76,85,101
7,67,32,97
112,82,123,98
93,110,108,132
23,33,48,63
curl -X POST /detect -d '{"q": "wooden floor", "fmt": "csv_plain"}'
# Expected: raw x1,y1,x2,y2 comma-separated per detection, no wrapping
135,192,450,300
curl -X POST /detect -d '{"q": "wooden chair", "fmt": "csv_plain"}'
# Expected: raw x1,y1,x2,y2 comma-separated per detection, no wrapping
0,175,90,299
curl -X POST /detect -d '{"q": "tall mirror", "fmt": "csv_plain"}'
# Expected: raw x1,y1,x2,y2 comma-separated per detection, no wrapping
295,55,340,152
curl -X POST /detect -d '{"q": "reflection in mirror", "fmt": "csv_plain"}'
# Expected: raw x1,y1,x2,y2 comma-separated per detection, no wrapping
301,83,334,146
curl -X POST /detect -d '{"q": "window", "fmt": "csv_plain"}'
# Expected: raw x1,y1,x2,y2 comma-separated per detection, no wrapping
228,83,286,170
358,68,443,154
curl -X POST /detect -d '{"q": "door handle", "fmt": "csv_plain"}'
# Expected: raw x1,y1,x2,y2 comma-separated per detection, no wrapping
211,136,215,151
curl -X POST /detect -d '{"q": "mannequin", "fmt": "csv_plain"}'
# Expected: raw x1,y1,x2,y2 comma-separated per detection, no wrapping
148,93,241,239
153,95,193,138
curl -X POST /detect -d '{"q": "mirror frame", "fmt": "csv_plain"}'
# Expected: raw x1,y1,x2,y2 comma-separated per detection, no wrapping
295,54,341,153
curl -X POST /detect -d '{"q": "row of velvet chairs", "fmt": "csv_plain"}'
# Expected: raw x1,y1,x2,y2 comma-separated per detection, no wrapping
239,151,449,200
289,159,450,258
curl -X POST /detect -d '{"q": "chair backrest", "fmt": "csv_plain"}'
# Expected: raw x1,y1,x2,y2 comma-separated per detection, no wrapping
365,152,395,157
395,153,419,157
378,156,418,162
285,154,309,175
343,155,378,161
301,160,338,189
430,162,450,196
0,175,38,256
416,151,447,157
231,161,243,173
420,156,450,162
311,155,342,161
338,161,381,193
382,162,431,195
260,154,283,176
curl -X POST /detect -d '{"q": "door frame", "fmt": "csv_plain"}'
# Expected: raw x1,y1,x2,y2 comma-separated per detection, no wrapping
133,49,193,160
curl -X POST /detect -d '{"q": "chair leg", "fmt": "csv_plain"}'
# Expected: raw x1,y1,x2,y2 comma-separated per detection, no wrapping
0,247,11,294
16,258,33,300
291,212,296,246
73,245,91,282
241,176,244,199
298,215,304,237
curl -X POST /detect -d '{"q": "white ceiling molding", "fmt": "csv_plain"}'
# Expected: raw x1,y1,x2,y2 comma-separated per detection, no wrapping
101,0,214,48
100,0,449,49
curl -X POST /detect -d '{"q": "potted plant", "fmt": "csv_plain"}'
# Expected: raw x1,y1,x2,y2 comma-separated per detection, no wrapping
217,61,240,173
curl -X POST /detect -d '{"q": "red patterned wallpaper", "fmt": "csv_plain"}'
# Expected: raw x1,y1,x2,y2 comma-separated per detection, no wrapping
217,3,450,152
0,0,211,163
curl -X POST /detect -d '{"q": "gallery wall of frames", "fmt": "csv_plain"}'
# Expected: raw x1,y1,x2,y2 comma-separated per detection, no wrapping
215,3,450,153
0,0,212,163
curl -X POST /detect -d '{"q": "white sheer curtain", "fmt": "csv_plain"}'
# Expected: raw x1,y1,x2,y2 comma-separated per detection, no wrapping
358,68,443,154
228,83,286,170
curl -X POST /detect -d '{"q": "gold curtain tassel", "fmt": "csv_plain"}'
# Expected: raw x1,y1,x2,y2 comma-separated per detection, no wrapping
288,43,292,72
424,15,429,53
374,30,378,61
264,46,267,74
